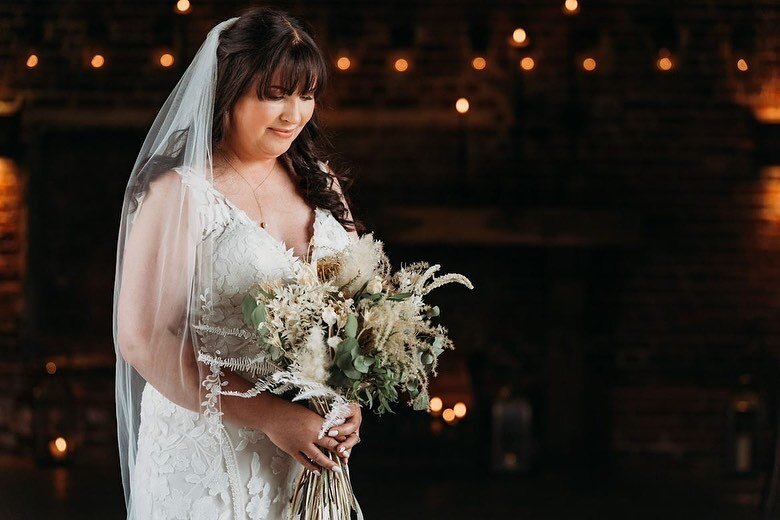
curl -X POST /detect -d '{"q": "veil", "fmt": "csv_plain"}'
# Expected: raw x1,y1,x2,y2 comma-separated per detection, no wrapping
112,17,239,517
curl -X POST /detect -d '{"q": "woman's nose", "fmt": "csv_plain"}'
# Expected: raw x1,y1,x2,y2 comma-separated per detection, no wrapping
281,97,304,124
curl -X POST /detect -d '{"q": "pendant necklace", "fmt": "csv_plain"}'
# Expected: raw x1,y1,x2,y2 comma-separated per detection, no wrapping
220,151,277,229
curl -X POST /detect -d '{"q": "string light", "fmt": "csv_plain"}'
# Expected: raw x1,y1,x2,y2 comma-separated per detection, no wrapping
159,53,175,67
737,58,748,72
393,58,409,72
563,0,580,15
453,402,467,418
175,0,191,14
455,97,469,113
90,54,105,68
656,49,673,71
26,54,39,68
48,437,68,460
429,396,443,413
582,57,597,71
442,408,456,422
511,28,528,47
471,56,486,70
520,56,535,71
45,361,57,375
336,56,351,70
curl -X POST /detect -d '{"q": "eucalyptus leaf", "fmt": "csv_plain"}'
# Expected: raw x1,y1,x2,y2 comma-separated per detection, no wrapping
354,355,373,373
241,294,257,325
412,391,430,411
250,303,266,329
344,314,358,338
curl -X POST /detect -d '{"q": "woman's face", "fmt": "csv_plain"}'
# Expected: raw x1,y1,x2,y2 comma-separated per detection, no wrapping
226,71,316,159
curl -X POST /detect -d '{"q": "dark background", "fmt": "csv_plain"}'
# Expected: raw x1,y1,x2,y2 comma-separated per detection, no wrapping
0,0,779,518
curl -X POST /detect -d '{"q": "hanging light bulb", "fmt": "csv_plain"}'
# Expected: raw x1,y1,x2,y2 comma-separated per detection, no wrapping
175,0,191,14
656,49,673,71
510,28,529,47
393,58,409,72
159,53,175,68
563,0,580,15
26,54,39,68
90,54,105,68
471,56,486,70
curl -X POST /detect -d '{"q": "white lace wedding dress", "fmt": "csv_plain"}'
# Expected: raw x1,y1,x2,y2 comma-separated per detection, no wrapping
130,162,354,519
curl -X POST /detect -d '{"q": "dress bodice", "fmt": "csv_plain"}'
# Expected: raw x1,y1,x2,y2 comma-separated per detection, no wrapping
172,162,354,367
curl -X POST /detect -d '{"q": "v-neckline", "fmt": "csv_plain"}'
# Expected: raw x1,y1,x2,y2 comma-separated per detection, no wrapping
203,180,321,265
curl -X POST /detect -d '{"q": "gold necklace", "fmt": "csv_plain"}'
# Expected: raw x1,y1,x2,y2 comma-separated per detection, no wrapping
220,151,277,229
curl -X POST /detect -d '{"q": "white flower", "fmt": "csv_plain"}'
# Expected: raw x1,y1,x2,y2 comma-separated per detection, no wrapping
322,306,338,326
367,275,383,294
327,336,341,348
293,328,330,385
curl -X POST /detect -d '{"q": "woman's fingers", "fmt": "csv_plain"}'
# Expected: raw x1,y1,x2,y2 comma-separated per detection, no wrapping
305,446,341,473
335,431,361,459
295,452,322,475
326,419,359,438
314,435,341,454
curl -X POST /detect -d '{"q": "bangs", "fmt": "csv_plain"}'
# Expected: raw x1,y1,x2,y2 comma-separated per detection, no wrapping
254,41,327,99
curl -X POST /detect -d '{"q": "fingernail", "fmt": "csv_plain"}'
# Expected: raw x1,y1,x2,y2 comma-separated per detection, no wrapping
332,465,342,473
344,450,350,457
338,446,346,453
328,429,338,437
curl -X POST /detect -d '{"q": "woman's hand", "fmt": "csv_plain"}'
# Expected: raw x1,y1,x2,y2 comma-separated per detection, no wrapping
259,397,345,475
325,403,362,464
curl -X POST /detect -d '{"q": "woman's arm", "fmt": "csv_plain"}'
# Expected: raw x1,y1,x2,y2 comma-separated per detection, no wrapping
116,170,341,473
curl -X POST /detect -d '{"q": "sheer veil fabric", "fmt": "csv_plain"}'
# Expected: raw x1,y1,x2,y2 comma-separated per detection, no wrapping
112,17,240,517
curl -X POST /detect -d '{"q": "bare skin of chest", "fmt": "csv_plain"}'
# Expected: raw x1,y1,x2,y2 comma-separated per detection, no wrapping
213,165,316,260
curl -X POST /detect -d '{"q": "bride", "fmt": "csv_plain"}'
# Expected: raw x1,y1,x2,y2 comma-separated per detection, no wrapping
112,7,365,519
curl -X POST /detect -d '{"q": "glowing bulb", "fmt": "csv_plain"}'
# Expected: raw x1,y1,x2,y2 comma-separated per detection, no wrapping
455,97,469,114
45,362,57,375
737,58,748,72
429,396,443,412
48,437,68,460
512,28,527,45
453,402,467,418
159,53,175,67
26,54,39,68
394,58,409,72
442,408,455,422
176,0,191,13
657,56,673,71
564,0,579,13
471,56,486,70
91,54,105,68
520,56,535,71
582,57,597,71
337,56,351,70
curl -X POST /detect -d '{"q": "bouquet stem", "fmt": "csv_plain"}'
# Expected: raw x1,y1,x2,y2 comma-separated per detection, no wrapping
288,396,363,520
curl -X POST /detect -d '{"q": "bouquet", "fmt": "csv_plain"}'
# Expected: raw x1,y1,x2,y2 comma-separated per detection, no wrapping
209,232,473,519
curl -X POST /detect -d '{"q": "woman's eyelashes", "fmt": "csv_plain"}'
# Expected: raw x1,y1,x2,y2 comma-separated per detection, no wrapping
268,93,314,101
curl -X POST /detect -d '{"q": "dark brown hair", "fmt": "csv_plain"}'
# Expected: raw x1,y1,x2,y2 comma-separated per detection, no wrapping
213,6,363,234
